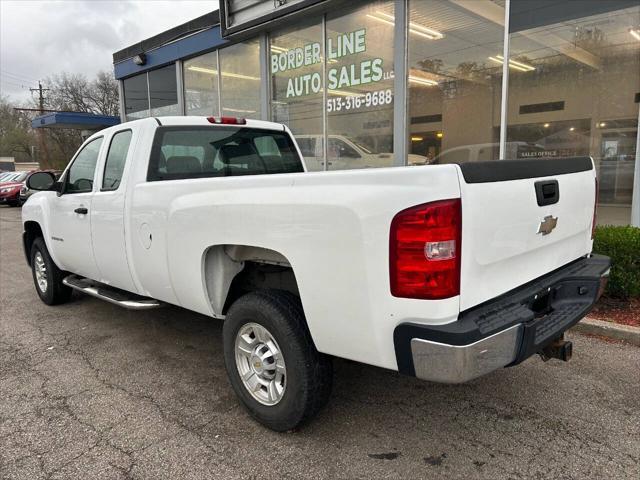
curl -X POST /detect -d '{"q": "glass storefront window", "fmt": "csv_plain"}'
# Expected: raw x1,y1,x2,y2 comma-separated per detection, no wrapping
407,0,504,166
219,40,261,117
270,22,325,171
149,64,179,116
507,1,640,225
326,1,395,170
123,73,149,120
184,51,220,116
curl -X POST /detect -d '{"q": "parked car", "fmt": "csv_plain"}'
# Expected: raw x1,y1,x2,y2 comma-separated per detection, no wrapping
19,170,62,206
0,171,26,184
0,171,30,207
296,134,428,170
22,116,609,431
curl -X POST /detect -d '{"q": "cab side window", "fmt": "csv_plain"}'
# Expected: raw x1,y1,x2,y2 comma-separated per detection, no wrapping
102,130,133,190
65,137,103,194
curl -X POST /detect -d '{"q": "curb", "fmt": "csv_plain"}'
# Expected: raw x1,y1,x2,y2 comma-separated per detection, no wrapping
571,317,640,346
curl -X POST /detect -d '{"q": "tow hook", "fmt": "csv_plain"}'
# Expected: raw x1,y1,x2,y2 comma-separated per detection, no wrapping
539,336,573,362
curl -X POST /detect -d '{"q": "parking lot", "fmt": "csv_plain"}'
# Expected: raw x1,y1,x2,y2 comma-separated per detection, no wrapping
1,205,639,479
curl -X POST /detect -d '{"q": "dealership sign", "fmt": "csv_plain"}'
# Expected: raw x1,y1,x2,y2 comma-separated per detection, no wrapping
271,29,385,98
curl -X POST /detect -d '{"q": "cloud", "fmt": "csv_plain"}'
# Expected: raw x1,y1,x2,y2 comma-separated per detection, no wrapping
0,0,217,104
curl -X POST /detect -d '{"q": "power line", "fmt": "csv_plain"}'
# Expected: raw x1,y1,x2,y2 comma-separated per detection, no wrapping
0,69,39,83
1,79,28,89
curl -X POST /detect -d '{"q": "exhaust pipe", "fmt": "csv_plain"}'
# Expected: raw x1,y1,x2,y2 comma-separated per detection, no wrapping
539,336,573,362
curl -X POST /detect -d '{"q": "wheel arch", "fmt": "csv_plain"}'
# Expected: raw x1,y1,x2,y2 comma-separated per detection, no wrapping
23,221,44,266
202,244,299,317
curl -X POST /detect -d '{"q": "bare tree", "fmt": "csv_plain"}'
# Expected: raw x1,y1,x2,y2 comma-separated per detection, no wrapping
88,71,120,116
0,97,36,162
31,71,121,168
44,71,119,116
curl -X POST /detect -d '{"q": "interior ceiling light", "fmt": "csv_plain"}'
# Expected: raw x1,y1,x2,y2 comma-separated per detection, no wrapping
327,89,361,97
411,136,424,141
187,66,260,81
544,123,550,128
488,55,535,72
367,11,444,40
270,45,288,53
408,76,438,86
630,28,640,41
223,108,257,114
436,132,444,138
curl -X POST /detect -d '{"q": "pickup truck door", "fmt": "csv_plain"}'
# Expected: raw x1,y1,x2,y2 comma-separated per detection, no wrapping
47,137,104,280
90,129,138,292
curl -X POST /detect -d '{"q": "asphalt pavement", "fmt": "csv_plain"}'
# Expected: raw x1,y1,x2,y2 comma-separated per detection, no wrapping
1,205,639,479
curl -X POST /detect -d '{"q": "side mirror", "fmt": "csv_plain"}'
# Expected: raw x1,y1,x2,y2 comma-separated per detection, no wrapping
27,171,56,191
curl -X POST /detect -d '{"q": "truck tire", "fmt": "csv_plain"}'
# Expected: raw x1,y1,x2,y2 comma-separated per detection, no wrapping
223,290,333,431
30,237,72,305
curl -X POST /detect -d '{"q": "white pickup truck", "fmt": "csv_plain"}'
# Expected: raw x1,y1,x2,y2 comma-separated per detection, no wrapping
22,116,610,431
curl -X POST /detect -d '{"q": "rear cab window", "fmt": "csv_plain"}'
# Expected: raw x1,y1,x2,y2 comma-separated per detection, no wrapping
147,126,304,181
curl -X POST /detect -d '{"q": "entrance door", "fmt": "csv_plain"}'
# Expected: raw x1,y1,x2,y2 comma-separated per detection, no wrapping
48,137,103,280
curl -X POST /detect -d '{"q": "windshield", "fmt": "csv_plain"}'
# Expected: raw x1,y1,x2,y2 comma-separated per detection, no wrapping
351,140,375,154
0,172,22,183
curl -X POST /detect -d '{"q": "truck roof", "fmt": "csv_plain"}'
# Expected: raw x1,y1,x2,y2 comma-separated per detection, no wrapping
122,116,286,131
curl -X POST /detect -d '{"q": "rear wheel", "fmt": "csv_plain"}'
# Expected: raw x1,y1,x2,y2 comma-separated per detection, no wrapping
222,290,333,431
30,237,72,305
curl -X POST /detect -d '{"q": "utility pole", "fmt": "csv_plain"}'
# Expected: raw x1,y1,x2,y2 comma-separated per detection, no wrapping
29,81,51,168
30,81,49,113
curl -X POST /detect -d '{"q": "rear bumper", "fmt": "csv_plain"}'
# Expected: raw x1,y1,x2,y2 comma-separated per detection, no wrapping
394,254,611,384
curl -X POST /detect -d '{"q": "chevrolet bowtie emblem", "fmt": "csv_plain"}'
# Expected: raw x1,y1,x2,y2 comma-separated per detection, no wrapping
537,215,558,235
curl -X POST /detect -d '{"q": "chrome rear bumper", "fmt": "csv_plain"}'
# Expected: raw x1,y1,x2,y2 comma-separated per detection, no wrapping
411,324,523,383
394,255,611,384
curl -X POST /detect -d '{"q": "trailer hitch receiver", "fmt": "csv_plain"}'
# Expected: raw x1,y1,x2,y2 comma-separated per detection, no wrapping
539,336,573,362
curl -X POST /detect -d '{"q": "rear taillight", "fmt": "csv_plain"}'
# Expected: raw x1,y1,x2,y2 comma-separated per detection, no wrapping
390,199,462,299
206,116,247,125
591,177,598,239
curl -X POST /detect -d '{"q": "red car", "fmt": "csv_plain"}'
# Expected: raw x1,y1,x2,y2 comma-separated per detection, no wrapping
0,171,31,207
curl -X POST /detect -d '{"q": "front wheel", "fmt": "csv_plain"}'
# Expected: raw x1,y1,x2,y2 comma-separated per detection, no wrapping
30,237,72,305
222,290,333,431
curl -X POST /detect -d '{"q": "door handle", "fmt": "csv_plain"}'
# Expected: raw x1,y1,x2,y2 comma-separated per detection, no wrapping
534,180,559,206
74,207,88,214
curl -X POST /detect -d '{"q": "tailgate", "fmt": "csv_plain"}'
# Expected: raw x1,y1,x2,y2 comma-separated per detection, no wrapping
457,157,596,311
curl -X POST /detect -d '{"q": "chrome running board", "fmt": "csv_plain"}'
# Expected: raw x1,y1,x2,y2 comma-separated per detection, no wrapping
63,274,162,310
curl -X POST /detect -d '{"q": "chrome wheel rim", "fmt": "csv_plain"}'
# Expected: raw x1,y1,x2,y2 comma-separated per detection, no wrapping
235,322,286,406
34,251,48,293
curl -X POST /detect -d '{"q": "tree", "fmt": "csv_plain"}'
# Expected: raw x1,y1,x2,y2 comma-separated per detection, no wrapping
0,71,121,170
37,71,120,169
44,70,119,116
0,97,36,162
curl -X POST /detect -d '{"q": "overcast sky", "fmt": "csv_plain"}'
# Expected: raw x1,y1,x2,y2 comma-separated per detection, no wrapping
0,0,218,104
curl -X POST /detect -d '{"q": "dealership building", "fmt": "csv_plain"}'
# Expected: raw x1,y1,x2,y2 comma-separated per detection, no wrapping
112,0,640,226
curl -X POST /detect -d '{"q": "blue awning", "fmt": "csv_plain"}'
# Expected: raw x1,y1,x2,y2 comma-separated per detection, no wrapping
32,112,120,130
